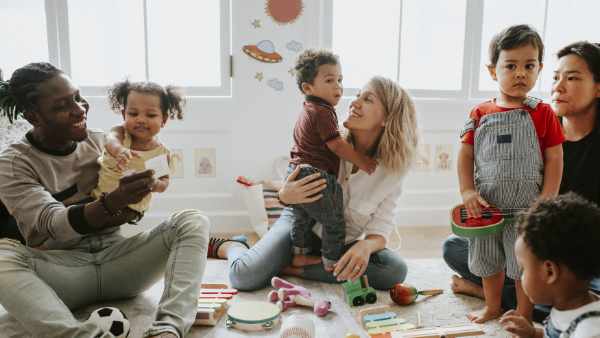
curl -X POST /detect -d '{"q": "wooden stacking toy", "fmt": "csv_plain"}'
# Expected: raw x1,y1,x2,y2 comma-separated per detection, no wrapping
356,305,415,336
389,283,443,306
194,283,238,326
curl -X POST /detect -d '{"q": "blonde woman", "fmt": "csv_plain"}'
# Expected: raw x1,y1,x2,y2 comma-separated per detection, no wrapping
219,76,419,290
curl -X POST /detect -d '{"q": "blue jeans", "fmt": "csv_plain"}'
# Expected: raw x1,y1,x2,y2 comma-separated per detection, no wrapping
228,208,407,291
0,209,209,338
287,165,344,268
442,235,600,323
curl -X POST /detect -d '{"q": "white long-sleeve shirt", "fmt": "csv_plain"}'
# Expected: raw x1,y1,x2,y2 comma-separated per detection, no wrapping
314,160,405,244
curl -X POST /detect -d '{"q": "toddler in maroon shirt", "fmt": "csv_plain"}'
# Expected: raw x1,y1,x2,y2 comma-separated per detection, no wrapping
287,49,376,271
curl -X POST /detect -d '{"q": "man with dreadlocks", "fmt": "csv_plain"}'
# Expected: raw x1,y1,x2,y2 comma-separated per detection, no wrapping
0,62,208,338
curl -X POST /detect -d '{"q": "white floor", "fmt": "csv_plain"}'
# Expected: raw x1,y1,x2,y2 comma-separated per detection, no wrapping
0,257,511,338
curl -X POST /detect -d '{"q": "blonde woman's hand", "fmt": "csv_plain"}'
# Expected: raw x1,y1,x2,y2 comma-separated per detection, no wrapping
278,166,327,205
333,240,370,282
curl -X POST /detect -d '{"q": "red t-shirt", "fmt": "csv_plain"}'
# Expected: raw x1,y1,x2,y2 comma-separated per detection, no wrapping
290,95,341,176
461,99,564,153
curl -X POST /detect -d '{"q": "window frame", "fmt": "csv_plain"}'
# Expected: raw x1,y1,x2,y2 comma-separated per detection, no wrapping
44,0,231,97
323,0,553,101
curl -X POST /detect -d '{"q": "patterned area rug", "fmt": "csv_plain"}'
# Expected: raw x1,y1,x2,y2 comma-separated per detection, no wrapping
0,258,512,337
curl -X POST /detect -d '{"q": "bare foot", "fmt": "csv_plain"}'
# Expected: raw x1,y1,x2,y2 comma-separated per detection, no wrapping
467,306,502,323
292,254,321,267
451,275,484,299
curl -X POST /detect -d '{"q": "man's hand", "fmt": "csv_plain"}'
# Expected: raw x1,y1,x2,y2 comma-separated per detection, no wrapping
106,169,156,210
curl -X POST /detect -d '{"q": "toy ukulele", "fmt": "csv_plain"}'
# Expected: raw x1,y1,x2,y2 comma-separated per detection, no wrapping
450,204,524,237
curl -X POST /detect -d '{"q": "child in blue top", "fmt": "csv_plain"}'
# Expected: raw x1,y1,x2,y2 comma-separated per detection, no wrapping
500,193,600,338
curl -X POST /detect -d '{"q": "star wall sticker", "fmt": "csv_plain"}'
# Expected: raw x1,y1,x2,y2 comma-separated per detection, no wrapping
251,19,262,28
255,72,264,81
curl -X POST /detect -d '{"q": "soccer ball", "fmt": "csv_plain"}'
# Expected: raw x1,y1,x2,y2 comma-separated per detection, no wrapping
87,307,130,338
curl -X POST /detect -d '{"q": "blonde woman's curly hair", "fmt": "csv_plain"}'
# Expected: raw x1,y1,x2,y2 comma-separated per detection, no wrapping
347,76,418,175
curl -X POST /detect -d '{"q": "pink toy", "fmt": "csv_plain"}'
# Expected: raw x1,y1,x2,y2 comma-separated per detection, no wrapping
267,277,331,317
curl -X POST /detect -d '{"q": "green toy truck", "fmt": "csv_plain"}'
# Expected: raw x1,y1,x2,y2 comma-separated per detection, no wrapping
342,275,377,306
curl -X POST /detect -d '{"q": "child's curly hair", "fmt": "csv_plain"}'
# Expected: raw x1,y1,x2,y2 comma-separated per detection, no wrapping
294,49,339,94
517,192,600,281
108,80,185,120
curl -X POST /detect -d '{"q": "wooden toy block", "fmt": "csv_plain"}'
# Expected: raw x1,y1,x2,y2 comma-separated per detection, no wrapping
194,283,236,326
393,324,484,337
367,323,415,335
199,293,233,299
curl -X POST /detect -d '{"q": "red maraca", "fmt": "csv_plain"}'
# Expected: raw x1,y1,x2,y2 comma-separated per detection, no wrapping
389,283,443,306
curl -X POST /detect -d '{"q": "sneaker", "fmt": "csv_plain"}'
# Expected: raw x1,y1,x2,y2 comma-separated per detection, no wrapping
207,236,250,259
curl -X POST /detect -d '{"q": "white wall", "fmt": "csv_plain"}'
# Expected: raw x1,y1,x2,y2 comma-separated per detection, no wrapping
86,0,474,233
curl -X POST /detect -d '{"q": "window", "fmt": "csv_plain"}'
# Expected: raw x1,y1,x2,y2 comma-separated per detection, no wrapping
329,0,467,97
327,0,600,99
1,0,230,96
0,0,49,79
476,0,545,92
476,0,600,95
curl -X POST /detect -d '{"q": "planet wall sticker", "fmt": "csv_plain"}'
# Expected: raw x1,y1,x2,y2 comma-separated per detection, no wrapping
265,0,303,25
243,40,282,63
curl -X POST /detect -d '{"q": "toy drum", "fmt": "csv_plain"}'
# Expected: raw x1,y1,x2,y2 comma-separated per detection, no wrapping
226,301,281,331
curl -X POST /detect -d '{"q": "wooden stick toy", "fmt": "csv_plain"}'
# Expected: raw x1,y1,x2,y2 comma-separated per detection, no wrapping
394,324,485,337
389,283,443,306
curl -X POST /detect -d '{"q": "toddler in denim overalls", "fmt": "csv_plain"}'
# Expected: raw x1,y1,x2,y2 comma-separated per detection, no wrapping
457,25,564,323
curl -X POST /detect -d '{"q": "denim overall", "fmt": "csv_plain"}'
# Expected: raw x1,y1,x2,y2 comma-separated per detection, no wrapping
467,98,544,279
544,311,600,337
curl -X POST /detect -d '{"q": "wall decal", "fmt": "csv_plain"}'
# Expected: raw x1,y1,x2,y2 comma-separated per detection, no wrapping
251,19,262,28
170,149,184,178
414,144,432,171
243,40,283,63
195,148,216,178
434,144,453,171
286,40,303,52
255,72,264,81
267,78,284,91
265,0,303,25
288,68,296,77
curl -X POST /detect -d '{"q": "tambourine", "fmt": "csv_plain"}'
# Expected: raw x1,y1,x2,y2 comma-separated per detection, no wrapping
226,301,281,331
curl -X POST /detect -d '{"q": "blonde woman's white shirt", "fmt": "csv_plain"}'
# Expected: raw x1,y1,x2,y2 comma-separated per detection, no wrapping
549,299,600,338
313,160,404,244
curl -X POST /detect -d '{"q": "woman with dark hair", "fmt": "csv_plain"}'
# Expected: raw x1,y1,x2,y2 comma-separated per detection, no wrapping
443,41,600,321
0,62,209,338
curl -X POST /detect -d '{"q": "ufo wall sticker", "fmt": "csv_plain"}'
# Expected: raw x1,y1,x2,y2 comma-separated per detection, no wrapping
243,40,283,63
